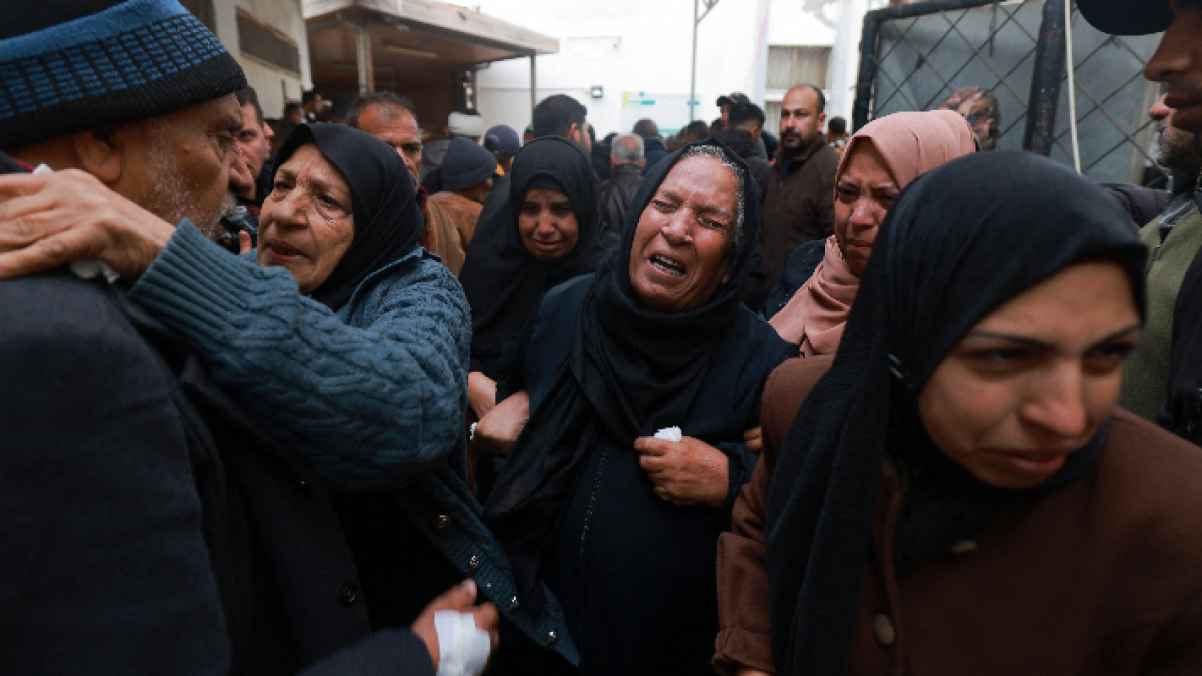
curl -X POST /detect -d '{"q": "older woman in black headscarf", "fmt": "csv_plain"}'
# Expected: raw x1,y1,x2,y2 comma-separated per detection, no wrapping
122,122,471,483
479,140,796,674
460,137,598,424
714,152,1202,676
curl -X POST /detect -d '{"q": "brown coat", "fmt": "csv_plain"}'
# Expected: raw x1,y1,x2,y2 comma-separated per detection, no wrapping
715,356,1202,675
423,190,482,276
759,143,839,293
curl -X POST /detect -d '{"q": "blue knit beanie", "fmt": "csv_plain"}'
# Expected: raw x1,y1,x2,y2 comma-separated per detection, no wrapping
0,0,247,149
441,136,497,191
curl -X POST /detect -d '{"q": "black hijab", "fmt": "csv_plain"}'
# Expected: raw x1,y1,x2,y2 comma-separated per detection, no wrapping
766,152,1146,676
271,123,420,311
459,136,598,376
486,139,786,600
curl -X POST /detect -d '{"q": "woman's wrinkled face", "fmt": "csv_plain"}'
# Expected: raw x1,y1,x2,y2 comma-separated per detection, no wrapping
628,155,735,312
258,144,355,293
917,261,1140,489
834,142,899,276
517,187,580,261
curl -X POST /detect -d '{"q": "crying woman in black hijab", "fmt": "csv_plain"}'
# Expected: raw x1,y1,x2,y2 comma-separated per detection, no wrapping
477,140,795,675
460,137,598,424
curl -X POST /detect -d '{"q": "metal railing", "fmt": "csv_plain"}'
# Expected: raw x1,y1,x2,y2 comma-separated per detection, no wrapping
853,0,1164,186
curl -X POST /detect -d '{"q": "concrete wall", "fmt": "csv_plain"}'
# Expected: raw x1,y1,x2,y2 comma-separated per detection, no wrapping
470,0,883,140
211,0,313,118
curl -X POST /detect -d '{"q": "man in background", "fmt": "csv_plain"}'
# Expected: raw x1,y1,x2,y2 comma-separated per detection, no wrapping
347,91,423,185
827,115,849,155
633,117,668,172
1119,92,1202,421
484,124,521,176
728,101,770,160
301,88,327,123
597,133,645,253
423,110,486,190
426,138,497,276
532,94,591,151
1079,0,1202,445
716,92,750,128
756,83,838,302
234,86,275,205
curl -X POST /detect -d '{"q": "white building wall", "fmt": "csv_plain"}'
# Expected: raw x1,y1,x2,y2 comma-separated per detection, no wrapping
211,0,313,118
471,0,878,139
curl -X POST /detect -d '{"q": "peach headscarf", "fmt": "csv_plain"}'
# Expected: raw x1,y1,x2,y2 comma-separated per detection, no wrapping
770,110,976,354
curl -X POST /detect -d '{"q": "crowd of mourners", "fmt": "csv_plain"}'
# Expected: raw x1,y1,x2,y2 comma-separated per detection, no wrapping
4,0,1202,674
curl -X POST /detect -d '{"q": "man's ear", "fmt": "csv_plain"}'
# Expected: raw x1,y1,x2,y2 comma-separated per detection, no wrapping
818,112,828,129
71,126,124,185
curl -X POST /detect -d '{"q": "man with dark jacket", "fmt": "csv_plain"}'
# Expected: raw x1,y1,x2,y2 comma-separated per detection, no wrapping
596,133,645,254
1078,0,1202,444
1118,93,1201,421
0,2,502,674
633,118,669,174
757,84,839,305
712,127,778,310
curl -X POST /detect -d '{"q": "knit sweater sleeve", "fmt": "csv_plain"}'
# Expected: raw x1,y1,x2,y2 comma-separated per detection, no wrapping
130,221,471,485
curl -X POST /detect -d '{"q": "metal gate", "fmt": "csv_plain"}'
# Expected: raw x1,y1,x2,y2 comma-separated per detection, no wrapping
853,0,1165,186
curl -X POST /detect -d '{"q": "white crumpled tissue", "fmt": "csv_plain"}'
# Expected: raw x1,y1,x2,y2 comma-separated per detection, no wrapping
654,426,682,442
32,164,119,284
433,609,491,676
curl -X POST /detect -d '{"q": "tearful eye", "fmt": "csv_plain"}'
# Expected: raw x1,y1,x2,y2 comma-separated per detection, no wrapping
963,347,1038,375
1085,342,1135,372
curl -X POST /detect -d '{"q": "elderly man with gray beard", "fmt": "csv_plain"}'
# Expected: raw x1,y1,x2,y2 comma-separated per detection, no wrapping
1117,91,1202,421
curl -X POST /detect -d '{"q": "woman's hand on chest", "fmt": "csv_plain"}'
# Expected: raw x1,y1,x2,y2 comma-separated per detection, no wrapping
634,435,730,508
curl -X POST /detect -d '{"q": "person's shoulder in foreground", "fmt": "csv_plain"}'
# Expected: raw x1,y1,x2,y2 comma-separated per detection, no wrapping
0,271,231,674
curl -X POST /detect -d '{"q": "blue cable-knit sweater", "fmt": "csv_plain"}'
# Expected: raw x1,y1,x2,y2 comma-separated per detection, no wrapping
129,222,577,664
131,221,469,483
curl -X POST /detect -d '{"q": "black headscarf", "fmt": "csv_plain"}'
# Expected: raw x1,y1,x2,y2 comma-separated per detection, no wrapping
459,136,598,376
766,152,1146,676
486,138,785,600
271,123,420,311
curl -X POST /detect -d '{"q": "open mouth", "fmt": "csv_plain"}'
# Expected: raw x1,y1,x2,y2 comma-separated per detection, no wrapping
649,253,687,278
266,240,305,259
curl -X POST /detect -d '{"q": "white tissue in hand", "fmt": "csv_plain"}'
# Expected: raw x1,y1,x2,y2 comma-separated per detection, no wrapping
654,426,682,442
31,164,119,284
433,610,490,676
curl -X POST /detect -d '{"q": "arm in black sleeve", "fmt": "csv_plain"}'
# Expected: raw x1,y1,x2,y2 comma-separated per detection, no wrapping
716,440,759,516
298,628,434,676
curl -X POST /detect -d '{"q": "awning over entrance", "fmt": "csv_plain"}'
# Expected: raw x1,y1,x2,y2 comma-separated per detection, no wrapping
304,0,556,123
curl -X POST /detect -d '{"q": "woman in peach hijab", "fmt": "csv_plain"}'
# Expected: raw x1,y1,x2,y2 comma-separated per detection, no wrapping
768,110,977,355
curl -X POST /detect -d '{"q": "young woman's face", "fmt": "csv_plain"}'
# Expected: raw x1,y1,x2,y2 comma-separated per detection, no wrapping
517,187,579,261
834,142,899,276
918,261,1141,489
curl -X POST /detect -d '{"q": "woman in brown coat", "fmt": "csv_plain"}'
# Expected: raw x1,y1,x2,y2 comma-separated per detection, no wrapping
714,152,1202,675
